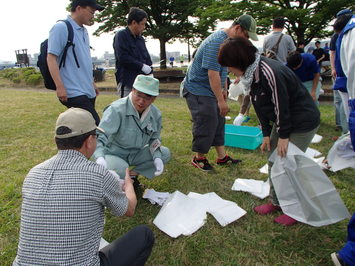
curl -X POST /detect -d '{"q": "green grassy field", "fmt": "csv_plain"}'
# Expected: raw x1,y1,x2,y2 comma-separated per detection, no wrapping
0,89,354,265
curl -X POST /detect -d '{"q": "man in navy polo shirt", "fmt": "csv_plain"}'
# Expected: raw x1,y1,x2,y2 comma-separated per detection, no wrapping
113,7,153,98
47,0,104,125
286,51,321,106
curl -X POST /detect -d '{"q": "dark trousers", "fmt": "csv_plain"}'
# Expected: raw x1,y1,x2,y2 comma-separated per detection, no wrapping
99,225,155,266
60,95,100,125
185,92,225,154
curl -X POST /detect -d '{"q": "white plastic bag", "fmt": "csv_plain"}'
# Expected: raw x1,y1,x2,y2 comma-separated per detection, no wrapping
327,133,355,172
153,191,207,238
270,143,350,227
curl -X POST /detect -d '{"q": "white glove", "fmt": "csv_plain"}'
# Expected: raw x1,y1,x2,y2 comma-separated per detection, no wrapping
96,157,107,169
154,158,164,176
141,64,152,74
233,113,245,126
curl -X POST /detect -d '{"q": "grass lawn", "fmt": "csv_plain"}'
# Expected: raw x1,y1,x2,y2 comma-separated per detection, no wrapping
0,88,354,265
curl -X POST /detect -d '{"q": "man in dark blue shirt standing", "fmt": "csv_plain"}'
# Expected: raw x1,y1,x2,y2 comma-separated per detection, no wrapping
113,7,153,98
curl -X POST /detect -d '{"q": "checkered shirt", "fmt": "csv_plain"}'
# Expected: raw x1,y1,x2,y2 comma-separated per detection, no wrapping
13,149,128,265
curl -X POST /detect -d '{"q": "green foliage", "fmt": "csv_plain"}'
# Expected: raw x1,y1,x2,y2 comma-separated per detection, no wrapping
0,89,354,265
0,67,43,87
24,73,43,86
95,0,216,68
198,0,355,45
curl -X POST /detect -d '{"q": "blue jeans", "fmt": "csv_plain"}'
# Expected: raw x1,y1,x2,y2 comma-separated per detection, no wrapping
334,90,348,134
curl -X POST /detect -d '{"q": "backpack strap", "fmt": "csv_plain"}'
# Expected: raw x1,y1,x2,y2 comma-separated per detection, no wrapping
272,33,284,54
58,20,80,69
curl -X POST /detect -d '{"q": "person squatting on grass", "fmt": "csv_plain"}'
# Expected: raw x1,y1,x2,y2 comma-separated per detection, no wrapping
182,14,259,171
218,37,320,226
13,108,154,265
94,75,171,189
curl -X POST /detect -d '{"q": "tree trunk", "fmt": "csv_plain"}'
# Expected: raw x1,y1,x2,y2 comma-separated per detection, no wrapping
159,39,167,69
187,38,191,62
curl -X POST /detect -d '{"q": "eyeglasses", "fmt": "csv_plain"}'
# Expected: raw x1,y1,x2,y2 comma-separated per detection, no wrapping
135,91,154,101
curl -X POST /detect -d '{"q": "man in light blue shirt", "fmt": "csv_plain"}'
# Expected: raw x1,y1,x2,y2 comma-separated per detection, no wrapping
47,0,105,125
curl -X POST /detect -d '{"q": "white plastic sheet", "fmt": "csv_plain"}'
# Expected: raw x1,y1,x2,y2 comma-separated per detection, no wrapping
153,191,246,238
327,133,355,172
143,189,170,206
231,179,270,199
311,134,323,143
99,238,109,250
259,147,325,174
153,191,207,238
305,147,322,158
187,192,246,226
270,143,350,227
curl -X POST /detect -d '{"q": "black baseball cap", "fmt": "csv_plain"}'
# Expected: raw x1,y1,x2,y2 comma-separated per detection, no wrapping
71,0,105,11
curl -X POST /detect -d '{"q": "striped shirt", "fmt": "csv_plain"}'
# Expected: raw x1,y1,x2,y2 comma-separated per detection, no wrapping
184,30,228,97
13,149,128,266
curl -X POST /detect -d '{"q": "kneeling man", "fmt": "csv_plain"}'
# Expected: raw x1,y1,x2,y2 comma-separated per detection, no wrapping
94,75,171,181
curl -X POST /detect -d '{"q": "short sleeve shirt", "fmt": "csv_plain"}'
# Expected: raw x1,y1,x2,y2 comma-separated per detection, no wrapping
288,53,320,82
13,150,128,265
48,16,95,98
184,30,228,97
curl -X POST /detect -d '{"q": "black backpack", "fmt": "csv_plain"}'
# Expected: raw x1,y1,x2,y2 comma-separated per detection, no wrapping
37,20,80,90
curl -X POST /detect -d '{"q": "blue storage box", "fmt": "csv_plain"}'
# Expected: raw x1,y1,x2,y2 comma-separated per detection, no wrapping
224,124,263,150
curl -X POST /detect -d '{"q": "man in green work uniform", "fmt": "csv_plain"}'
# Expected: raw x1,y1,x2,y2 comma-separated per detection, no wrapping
94,75,170,182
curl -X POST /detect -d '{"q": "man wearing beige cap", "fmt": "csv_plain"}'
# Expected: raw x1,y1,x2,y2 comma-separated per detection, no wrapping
13,108,154,265
94,75,171,186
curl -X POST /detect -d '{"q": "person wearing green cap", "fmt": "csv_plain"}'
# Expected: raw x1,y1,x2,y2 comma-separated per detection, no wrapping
183,14,257,171
94,75,171,184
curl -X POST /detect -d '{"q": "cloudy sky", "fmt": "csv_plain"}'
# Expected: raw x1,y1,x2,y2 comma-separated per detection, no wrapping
0,0,263,62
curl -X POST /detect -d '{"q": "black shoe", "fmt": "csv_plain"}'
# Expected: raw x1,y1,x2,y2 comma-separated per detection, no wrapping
131,176,143,193
191,156,214,171
216,155,242,165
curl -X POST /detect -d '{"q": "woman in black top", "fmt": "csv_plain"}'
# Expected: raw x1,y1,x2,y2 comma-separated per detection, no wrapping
218,37,320,226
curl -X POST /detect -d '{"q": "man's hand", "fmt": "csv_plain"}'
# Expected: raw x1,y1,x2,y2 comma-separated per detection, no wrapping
96,157,107,169
56,86,68,102
154,158,164,176
93,82,100,96
123,168,134,192
260,136,271,154
311,90,316,101
331,69,337,79
218,100,229,117
222,89,228,101
277,138,289,157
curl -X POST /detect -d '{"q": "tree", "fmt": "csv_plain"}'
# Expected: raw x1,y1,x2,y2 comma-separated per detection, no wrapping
94,0,214,68
198,0,355,45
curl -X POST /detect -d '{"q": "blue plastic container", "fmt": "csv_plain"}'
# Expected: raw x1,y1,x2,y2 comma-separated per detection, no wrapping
224,124,263,150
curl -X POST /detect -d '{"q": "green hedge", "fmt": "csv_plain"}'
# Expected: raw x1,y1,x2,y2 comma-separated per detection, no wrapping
0,67,43,86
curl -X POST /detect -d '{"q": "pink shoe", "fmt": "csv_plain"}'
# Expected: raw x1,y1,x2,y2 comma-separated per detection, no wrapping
254,203,281,215
274,214,298,226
